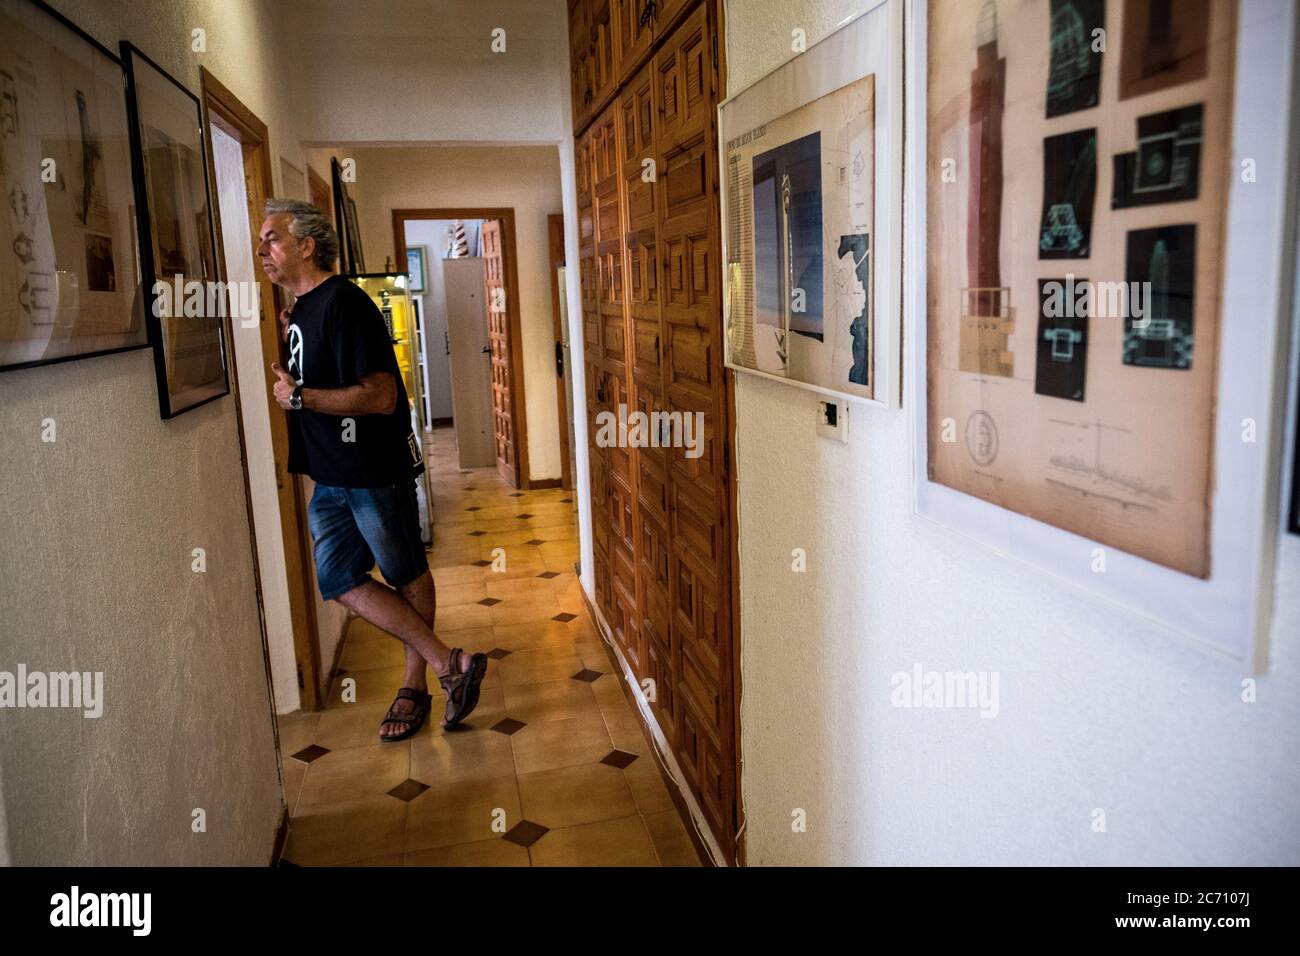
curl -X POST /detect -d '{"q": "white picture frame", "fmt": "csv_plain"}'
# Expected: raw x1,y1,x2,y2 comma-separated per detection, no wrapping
718,0,903,407
907,0,1298,668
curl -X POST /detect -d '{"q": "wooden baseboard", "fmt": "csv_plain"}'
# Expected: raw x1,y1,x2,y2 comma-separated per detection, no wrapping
526,477,563,490
429,417,452,427
577,586,720,867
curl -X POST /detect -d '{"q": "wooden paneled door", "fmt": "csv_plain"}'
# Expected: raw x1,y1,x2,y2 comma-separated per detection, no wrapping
481,219,517,486
568,0,738,863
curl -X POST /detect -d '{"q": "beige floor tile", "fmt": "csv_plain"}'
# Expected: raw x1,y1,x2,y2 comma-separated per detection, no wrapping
529,815,659,867
282,757,307,815
315,700,445,750
326,665,408,710
295,742,411,814
283,799,407,866
603,708,652,756
436,603,493,632
339,636,405,672
410,724,516,787
501,677,600,725
327,852,405,867
405,775,521,851
435,581,488,607
624,758,676,815
490,599,563,627
405,838,530,867
511,713,614,775
496,645,586,686
574,641,612,672
591,671,634,713
277,712,321,756
517,762,639,830
643,809,703,867
492,620,580,651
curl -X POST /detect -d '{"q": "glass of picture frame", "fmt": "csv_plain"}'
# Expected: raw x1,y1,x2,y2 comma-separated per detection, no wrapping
0,0,148,372
908,0,1296,667
406,245,427,294
121,41,229,418
717,0,903,407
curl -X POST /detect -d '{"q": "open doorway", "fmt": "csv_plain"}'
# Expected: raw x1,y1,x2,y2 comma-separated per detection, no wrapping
203,69,324,712
394,208,532,488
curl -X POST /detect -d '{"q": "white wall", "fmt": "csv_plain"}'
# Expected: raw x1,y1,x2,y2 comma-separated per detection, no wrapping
285,0,568,145
726,0,1300,865
322,145,566,483
0,0,302,864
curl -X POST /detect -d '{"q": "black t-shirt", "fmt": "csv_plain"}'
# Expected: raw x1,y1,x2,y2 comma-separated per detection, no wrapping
284,275,424,488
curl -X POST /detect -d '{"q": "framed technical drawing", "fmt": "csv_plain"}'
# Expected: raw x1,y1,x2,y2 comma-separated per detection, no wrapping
122,41,228,418
719,0,902,407
0,0,148,372
406,244,427,294
908,0,1297,667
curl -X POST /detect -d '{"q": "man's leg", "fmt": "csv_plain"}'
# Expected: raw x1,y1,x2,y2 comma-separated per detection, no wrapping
385,573,438,737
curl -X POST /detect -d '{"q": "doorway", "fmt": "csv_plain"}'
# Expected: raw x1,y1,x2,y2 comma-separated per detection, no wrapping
202,68,323,711
393,208,531,488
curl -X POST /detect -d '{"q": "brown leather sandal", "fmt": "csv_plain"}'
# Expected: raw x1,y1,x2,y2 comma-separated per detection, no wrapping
378,687,432,743
439,648,488,729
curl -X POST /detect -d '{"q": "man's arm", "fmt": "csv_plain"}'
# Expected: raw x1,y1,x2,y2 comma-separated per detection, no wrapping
271,364,397,415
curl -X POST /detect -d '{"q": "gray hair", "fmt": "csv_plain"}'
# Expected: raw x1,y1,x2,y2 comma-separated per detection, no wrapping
264,198,339,270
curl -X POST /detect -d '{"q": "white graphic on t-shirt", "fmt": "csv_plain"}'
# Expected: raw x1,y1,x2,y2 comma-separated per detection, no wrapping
287,323,304,384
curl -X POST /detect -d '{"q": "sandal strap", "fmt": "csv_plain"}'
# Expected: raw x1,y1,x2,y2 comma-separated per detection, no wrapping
394,686,430,702
383,689,431,725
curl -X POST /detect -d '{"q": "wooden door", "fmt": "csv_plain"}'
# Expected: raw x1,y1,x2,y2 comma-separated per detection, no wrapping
654,1,733,856
202,68,322,711
569,0,737,863
481,219,517,486
613,0,654,84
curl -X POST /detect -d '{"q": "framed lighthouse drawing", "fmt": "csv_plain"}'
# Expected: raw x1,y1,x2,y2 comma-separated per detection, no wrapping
718,0,903,407
909,0,1297,667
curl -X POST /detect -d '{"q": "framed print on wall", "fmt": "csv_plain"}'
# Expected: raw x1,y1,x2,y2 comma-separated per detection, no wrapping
406,244,426,294
121,41,228,418
0,0,148,372
718,0,903,407
908,0,1298,667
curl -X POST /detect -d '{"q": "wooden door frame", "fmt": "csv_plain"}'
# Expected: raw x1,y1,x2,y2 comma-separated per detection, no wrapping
201,67,323,710
308,165,332,226
547,213,573,491
710,0,745,868
392,208,531,488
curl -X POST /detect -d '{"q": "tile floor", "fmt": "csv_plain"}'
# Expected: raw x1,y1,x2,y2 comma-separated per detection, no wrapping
277,427,701,867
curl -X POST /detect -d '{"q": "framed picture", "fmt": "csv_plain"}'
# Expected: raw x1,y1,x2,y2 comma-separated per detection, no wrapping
718,0,902,407
908,0,1296,666
0,0,148,372
406,245,427,294
330,156,365,273
121,41,228,418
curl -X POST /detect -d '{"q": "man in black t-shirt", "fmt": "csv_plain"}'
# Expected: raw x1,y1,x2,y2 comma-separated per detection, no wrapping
258,198,486,740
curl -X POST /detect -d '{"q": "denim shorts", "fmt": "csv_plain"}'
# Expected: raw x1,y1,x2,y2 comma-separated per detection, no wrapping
308,480,429,601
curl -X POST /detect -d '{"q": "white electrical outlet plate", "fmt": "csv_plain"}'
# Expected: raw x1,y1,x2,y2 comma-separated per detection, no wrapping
817,399,849,443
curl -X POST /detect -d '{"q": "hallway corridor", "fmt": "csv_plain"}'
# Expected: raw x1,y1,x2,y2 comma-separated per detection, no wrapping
275,427,701,866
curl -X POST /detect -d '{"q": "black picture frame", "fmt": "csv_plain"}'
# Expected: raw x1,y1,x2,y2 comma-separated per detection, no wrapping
0,0,149,373
120,40,229,419
331,156,365,273
1290,334,1300,536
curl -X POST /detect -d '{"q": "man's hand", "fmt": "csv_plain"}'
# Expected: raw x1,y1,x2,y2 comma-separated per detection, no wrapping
271,363,297,410
279,305,293,343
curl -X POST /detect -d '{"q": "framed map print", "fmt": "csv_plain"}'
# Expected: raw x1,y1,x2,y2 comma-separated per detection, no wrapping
0,0,147,372
719,0,902,406
122,41,229,418
909,0,1298,666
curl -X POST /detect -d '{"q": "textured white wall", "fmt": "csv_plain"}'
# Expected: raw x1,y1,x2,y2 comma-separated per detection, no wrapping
285,0,568,145
327,145,566,482
0,0,306,864
726,0,1300,865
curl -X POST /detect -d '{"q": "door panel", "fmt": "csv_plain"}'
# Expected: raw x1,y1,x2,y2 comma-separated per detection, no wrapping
569,0,736,862
481,219,516,485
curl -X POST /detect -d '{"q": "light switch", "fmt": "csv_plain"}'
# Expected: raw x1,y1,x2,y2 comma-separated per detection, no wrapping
817,398,848,443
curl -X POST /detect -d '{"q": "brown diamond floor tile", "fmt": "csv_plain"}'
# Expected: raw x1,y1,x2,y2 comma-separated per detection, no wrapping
291,744,330,764
491,717,527,736
600,749,638,769
552,612,577,623
571,668,602,683
537,571,560,579
477,597,502,607
486,647,512,659
502,820,550,848
387,778,430,802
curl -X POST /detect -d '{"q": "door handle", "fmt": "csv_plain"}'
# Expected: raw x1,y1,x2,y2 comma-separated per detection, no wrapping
481,346,490,354
555,341,565,378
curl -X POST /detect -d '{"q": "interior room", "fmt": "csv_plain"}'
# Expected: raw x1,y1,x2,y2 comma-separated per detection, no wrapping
0,0,1297,887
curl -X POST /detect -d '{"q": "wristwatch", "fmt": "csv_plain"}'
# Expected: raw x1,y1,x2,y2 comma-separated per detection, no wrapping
289,384,303,410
